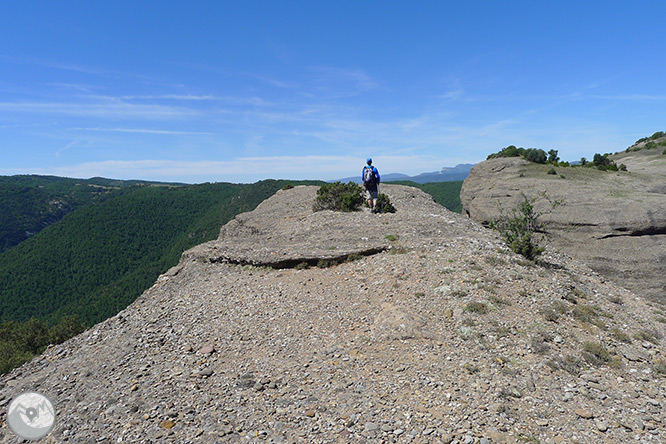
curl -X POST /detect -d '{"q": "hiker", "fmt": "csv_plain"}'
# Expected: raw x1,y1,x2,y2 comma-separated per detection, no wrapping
362,158,381,213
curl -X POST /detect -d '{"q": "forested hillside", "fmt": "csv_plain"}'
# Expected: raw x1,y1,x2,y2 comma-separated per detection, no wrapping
0,180,322,326
386,180,463,213
0,175,180,253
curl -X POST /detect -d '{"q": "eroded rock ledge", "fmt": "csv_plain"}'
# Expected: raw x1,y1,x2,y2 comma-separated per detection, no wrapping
461,151,666,303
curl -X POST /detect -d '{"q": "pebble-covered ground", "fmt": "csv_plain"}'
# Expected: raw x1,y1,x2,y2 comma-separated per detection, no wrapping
1,185,664,443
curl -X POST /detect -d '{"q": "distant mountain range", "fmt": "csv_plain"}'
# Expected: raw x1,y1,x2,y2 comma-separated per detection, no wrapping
334,163,474,184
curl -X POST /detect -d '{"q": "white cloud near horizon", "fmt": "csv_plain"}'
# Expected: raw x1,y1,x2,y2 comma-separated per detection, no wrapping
4,155,470,184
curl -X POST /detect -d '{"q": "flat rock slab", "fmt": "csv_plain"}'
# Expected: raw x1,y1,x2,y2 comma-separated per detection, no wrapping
186,185,448,268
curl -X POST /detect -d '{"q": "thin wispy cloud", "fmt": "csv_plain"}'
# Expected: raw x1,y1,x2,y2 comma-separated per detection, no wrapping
119,94,220,101
0,102,197,119
306,66,381,98
72,127,216,135
590,94,666,101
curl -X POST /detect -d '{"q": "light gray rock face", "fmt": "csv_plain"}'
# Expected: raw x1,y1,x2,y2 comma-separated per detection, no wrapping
460,151,666,303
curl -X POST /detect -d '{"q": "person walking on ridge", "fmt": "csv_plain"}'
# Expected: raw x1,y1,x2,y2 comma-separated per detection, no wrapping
362,158,381,213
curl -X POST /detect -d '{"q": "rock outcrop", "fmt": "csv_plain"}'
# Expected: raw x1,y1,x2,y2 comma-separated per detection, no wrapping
461,150,666,304
1,185,665,443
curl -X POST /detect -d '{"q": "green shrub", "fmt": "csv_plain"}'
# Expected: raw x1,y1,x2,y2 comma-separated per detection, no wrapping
313,182,364,212
376,193,396,213
645,141,657,150
490,195,545,260
547,167,557,175
487,146,547,164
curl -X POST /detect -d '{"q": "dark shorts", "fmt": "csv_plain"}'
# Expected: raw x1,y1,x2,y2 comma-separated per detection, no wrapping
365,187,378,199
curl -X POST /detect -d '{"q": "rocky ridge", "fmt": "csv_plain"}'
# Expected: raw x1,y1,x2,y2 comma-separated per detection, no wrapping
460,149,666,304
1,185,665,443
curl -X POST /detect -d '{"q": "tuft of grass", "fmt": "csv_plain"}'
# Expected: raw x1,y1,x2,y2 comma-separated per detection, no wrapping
571,287,587,299
345,253,362,263
389,245,410,255
611,328,632,344
547,355,583,375
495,326,513,337
562,293,578,304
571,305,607,329
295,262,310,270
608,295,624,305
633,330,661,344
464,363,480,374
385,234,399,242
653,360,666,375
484,255,507,267
317,259,336,268
489,295,511,306
464,302,489,314
582,341,612,365
541,307,560,323
530,331,551,354
450,289,468,298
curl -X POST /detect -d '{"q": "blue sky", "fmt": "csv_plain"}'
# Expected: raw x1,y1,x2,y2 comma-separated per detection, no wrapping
1,1,664,183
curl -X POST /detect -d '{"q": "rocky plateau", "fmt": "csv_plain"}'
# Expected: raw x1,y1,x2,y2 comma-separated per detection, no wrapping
1,185,665,443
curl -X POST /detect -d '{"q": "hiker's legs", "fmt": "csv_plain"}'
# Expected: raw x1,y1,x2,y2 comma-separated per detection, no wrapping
368,189,378,212
365,188,376,210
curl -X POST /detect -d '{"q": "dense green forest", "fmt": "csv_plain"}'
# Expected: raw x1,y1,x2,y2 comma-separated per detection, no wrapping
0,175,181,253
0,179,322,326
0,176,462,375
387,180,463,213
